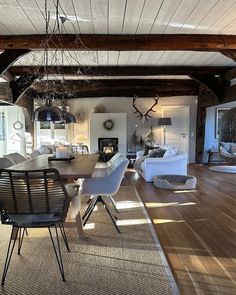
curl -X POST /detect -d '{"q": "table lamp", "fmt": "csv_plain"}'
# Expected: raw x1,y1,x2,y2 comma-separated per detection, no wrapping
74,134,88,145
158,118,172,145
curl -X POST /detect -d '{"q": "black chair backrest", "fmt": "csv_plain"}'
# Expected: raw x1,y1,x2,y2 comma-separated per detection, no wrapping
0,168,69,218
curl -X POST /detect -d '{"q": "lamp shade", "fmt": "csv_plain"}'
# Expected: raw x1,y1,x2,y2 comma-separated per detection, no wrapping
62,110,76,124
74,134,88,143
33,99,62,122
55,105,76,124
158,117,172,126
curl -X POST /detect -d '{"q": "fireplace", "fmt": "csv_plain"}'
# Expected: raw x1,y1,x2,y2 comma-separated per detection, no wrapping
98,138,118,154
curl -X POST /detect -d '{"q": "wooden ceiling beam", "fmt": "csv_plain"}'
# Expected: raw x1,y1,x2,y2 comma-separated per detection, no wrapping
1,34,236,51
33,78,198,89
10,75,39,103
0,49,30,77
223,68,236,80
221,50,236,61
1,70,14,81
32,79,198,98
8,65,234,77
189,74,226,101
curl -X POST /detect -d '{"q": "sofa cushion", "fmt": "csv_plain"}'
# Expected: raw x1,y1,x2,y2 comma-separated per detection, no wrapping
163,146,178,158
147,148,166,158
143,145,157,156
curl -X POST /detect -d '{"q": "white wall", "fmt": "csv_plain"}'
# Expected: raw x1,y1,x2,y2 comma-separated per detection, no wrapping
205,101,236,160
67,95,197,162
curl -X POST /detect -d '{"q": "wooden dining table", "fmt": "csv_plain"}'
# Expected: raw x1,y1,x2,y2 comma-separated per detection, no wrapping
8,153,99,240
9,153,99,179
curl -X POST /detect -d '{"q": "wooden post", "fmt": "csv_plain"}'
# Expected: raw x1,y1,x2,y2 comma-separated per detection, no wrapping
196,94,206,163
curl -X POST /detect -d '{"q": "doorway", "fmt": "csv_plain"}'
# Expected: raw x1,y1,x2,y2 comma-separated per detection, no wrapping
162,105,190,159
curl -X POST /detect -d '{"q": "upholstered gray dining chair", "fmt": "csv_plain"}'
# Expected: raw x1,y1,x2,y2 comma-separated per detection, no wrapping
95,152,125,169
92,152,126,213
0,168,73,285
0,157,14,169
3,152,26,164
80,157,129,233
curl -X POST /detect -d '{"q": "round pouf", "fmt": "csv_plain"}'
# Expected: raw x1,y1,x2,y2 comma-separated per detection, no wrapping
153,175,197,190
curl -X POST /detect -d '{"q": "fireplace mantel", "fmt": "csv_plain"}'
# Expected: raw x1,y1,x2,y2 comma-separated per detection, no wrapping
89,113,127,154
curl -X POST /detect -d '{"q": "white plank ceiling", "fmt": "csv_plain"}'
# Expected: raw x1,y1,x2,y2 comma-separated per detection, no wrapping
1,0,236,35
14,50,236,66
0,0,236,67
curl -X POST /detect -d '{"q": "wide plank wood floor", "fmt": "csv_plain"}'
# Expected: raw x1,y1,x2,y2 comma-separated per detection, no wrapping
121,164,236,295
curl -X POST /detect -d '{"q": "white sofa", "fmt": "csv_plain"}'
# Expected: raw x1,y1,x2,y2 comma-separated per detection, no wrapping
135,150,188,182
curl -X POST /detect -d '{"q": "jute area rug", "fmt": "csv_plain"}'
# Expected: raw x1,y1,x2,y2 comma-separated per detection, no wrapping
0,186,178,295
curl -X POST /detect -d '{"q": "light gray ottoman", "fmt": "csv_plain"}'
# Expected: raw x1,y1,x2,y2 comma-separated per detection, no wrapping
153,175,197,190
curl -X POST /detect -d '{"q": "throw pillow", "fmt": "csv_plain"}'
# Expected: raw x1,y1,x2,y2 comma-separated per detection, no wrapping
148,148,166,158
163,146,178,158
143,145,159,156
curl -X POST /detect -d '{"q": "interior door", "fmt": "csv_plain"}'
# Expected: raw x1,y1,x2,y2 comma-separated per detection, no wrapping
162,106,190,158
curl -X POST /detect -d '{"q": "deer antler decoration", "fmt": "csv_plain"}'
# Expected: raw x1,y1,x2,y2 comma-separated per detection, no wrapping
132,95,159,122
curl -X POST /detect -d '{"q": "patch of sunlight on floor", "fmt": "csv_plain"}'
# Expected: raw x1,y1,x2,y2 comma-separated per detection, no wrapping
116,201,144,209
153,219,185,224
173,190,197,193
133,172,139,179
117,219,151,226
146,202,179,208
145,202,196,208
178,202,196,206
26,228,48,238
84,223,95,230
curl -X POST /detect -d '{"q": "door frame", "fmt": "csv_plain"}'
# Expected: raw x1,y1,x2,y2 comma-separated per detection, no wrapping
161,105,190,157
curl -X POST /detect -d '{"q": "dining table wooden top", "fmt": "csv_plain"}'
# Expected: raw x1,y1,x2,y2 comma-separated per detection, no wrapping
8,154,99,179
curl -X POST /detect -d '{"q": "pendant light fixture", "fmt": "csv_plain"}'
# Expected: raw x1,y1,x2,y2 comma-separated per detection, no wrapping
33,97,62,122
61,105,76,124
33,0,62,122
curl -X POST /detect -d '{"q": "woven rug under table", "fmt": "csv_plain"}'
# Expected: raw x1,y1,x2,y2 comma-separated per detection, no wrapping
0,186,178,295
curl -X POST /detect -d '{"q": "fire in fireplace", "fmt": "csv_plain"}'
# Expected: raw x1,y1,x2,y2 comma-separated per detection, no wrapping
98,138,118,154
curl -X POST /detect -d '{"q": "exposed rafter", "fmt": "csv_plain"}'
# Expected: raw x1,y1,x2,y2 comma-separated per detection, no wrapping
189,74,227,101
0,49,30,77
10,75,39,103
32,79,198,98
8,65,234,77
221,50,236,62
223,68,236,81
1,34,236,51
1,70,14,82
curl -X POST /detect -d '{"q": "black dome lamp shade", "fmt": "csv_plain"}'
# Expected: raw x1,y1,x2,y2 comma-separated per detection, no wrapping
33,98,62,122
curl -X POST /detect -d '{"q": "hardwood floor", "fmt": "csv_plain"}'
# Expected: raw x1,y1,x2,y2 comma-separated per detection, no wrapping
121,165,236,295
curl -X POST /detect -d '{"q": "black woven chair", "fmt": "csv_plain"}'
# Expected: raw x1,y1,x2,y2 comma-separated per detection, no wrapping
0,168,71,285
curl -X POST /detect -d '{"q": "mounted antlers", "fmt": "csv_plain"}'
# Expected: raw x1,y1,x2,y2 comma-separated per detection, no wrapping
132,95,159,122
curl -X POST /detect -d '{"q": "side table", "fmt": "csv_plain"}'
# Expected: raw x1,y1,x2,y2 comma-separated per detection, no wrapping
126,154,136,168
